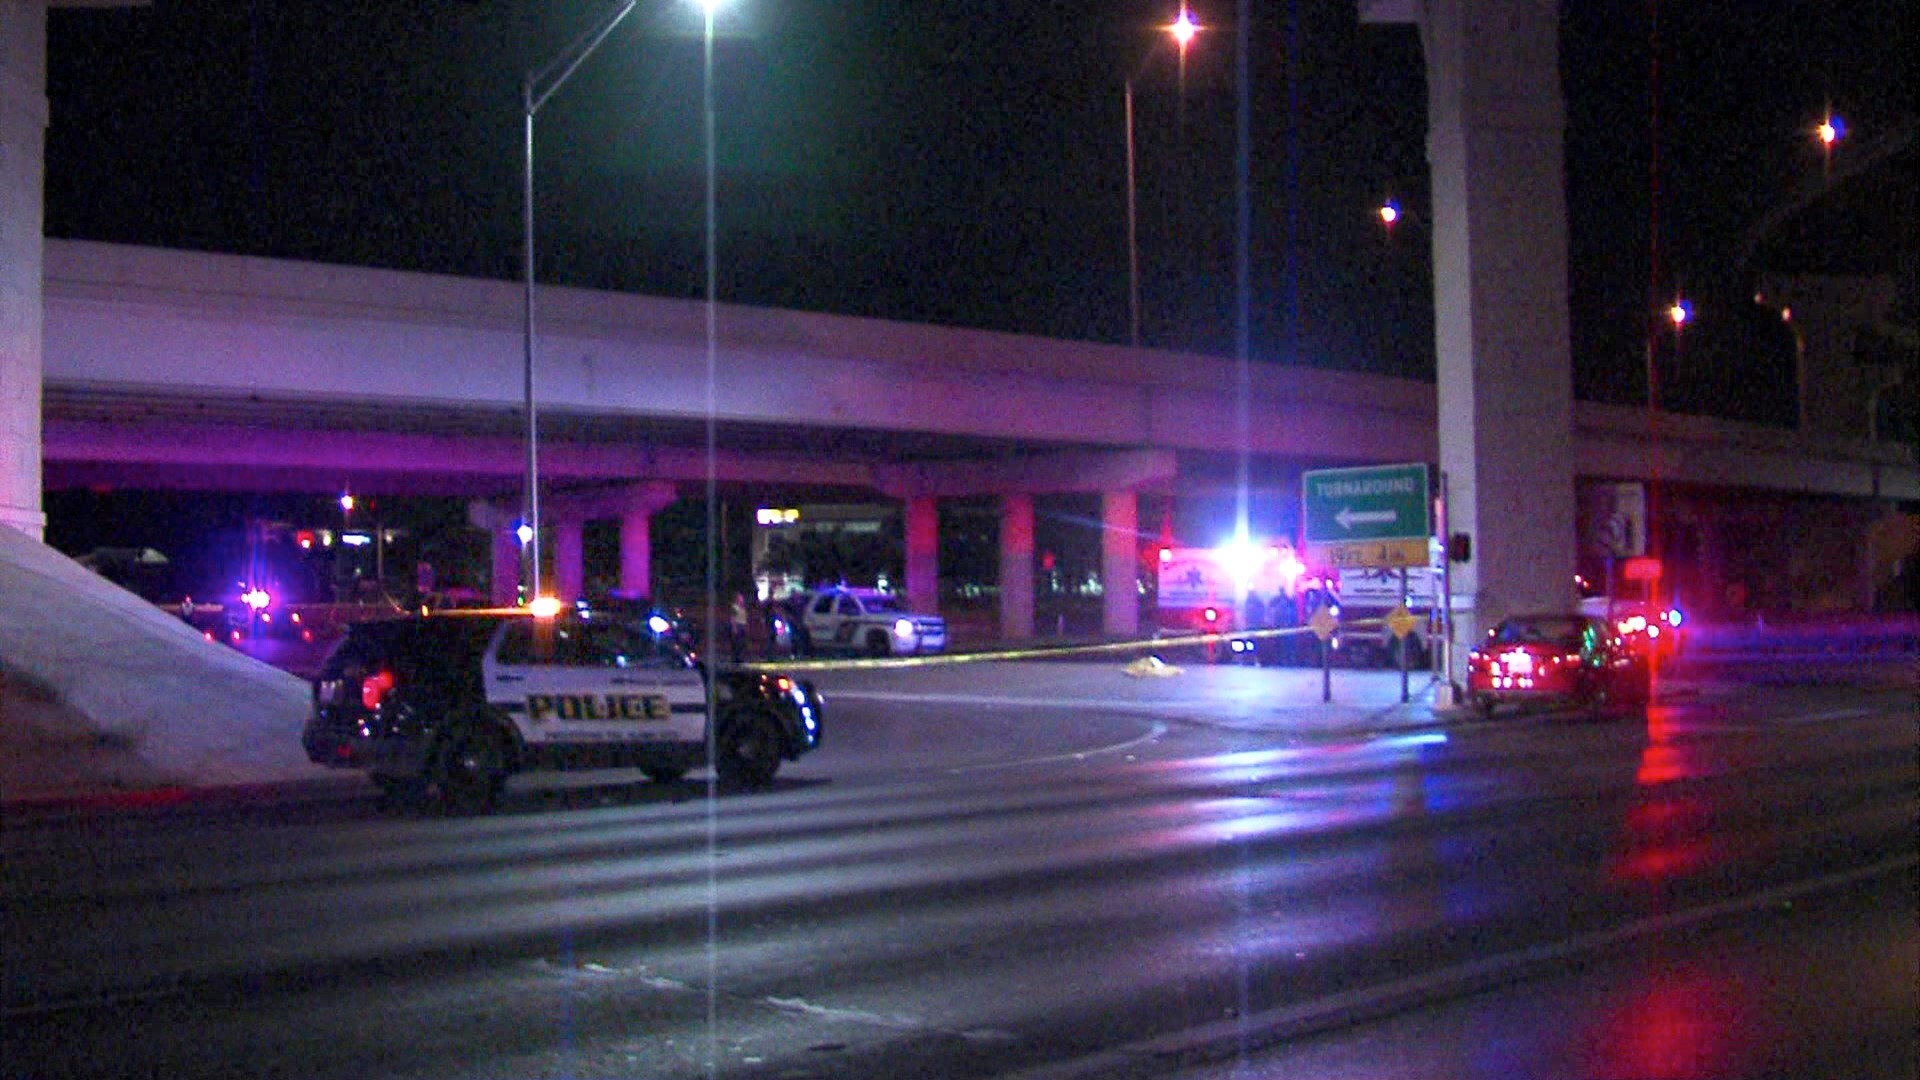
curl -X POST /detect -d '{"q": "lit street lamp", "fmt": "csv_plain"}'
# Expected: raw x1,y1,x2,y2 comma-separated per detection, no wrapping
1816,109,1846,180
1125,4,1200,349
1666,297,1691,330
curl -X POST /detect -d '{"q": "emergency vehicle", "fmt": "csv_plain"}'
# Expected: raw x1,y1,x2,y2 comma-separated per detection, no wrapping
1577,564,1685,659
1150,540,1306,658
302,602,823,812
800,586,946,658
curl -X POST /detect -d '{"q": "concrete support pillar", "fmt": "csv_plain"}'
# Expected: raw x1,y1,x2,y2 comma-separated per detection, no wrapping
553,519,584,603
490,525,520,607
0,6,48,538
1101,489,1139,638
999,492,1035,640
610,482,678,601
904,495,939,618
1419,0,1576,685
620,509,654,600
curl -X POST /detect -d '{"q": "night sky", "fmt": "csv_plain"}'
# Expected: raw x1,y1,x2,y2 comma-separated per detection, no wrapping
44,0,1913,423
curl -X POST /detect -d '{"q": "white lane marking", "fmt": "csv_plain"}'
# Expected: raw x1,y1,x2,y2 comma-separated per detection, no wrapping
824,688,1176,773
1004,853,1920,1080
942,722,1170,776
761,995,924,1030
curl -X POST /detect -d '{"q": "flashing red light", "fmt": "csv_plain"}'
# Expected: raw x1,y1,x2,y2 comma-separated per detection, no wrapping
361,670,396,710
1621,556,1663,583
1202,606,1220,625
296,530,315,550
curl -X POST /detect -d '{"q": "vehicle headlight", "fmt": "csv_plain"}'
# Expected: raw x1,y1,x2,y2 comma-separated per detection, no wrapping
893,618,915,639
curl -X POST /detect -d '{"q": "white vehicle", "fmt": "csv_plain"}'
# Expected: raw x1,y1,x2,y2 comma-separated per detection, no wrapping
802,586,947,658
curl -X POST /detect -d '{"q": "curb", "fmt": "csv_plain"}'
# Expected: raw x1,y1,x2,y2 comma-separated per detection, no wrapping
2,774,366,822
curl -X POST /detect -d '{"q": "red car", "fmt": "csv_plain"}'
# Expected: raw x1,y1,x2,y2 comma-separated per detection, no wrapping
1466,613,1651,718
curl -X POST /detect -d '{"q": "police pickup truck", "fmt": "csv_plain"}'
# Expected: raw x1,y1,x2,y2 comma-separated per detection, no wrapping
800,586,946,658
302,606,822,812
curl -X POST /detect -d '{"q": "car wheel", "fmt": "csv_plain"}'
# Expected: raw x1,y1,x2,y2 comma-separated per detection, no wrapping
1472,693,1496,720
715,709,783,790
865,631,892,658
642,765,689,785
438,724,508,814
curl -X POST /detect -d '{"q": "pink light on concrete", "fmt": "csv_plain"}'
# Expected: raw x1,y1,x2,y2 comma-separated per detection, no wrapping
620,509,653,600
553,520,584,603
905,496,939,619
1102,490,1140,637
1000,493,1035,639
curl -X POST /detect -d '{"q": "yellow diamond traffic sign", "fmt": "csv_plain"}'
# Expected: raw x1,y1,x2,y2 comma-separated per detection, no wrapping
1386,604,1419,639
1308,604,1338,641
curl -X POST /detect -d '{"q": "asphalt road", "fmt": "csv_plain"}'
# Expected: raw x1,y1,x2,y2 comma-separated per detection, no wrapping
3,655,1914,1079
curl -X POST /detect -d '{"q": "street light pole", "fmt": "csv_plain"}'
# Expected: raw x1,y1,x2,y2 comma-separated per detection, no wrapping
523,0,642,604
1124,4,1199,351
1125,78,1140,349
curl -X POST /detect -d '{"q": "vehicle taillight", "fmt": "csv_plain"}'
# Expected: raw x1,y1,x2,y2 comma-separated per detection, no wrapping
1498,650,1534,674
361,670,396,710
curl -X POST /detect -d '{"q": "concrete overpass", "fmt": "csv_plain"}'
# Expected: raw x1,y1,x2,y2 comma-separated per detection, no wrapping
41,239,1920,630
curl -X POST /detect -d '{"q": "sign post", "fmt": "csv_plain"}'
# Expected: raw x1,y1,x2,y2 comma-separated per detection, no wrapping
1308,602,1338,703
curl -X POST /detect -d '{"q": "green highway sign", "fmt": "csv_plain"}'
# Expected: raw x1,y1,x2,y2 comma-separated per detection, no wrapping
1302,463,1431,568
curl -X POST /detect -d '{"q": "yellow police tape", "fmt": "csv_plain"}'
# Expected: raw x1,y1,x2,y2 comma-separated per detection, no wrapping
737,617,1391,672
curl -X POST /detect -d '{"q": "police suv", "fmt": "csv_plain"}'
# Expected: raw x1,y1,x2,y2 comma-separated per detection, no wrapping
302,605,823,812
800,586,946,658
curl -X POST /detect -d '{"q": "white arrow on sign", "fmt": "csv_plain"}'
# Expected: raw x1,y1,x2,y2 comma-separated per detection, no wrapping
1335,506,1397,531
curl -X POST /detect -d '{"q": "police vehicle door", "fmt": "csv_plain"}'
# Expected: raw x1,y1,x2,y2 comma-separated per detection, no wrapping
819,592,865,649
484,616,707,747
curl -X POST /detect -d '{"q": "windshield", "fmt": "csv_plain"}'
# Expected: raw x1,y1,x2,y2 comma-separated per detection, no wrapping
1492,616,1589,648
